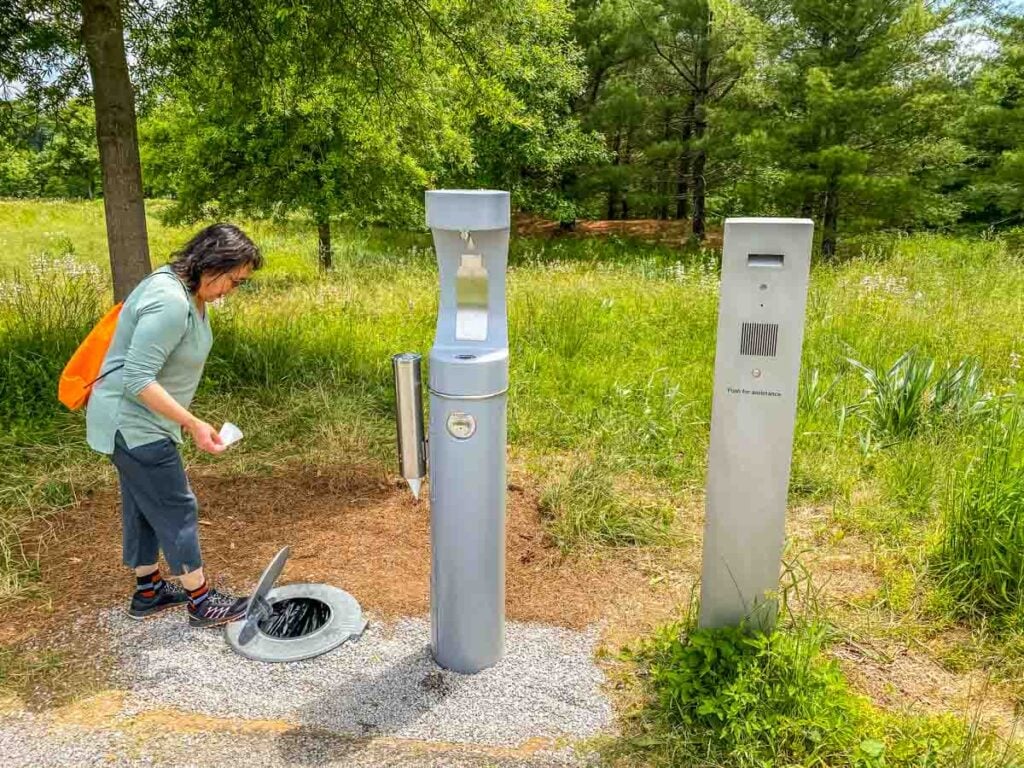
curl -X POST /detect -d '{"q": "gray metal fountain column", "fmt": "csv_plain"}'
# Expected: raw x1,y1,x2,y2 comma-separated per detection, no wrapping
393,189,510,674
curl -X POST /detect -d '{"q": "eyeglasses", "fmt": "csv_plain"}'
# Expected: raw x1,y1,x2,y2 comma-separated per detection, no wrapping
222,274,249,289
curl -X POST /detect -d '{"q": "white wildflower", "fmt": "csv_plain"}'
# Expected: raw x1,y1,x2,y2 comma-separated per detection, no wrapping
29,254,102,282
666,264,687,282
0,281,25,302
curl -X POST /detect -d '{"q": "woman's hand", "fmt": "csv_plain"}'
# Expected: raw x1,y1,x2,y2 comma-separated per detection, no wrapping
187,419,226,454
138,384,226,455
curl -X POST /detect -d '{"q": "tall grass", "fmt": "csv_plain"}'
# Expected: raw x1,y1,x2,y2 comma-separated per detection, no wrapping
932,410,1024,629
2,201,1024,587
538,457,676,549
0,258,105,426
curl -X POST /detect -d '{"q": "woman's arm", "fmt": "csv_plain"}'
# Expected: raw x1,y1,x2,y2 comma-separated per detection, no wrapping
122,284,224,455
137,382,224,454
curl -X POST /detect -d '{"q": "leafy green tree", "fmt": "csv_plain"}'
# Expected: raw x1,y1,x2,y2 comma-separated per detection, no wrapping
636,0,762,240
578,76,644,219
0,97,101,197
0,140,37,196
457,1,605,226
145,0,595,265
569,0,763,233
571,0,640,220
757,0,968,257
2,0,154,299
0,99,42,196
958,11,1024,226
37,99,102,198
142,73,449,269
144,0,474,267
573,0,641,109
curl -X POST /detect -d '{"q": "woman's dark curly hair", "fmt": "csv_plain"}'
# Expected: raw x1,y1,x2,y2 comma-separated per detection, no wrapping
168,223,263,292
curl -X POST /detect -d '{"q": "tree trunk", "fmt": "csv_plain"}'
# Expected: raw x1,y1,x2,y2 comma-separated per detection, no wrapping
607,130,622,220
690,9,712,243
620,130,631,220
658,112,671,220
691,137,706,242
676,102,693,220
821,180,839,259
692,89,708,241
81,0,151,302
800,193,815,219
557,171,577,231
317,219,332,270
588,65,608,106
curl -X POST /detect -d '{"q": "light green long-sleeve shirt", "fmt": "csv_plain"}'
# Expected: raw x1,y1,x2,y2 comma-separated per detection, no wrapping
86,266,213,454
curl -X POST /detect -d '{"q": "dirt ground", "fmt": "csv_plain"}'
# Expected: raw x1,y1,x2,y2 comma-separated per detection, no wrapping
0,461,695,649
2,460,1019,738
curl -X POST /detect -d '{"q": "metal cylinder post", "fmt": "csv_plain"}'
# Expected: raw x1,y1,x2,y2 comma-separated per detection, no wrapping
392,353,426,500
425,189,510,673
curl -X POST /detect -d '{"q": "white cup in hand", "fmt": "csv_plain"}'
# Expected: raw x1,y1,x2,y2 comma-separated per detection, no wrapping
219,422,244,447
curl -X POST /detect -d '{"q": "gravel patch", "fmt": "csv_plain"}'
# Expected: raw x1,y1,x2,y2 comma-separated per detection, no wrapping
0,714,130,768
105,610,614,748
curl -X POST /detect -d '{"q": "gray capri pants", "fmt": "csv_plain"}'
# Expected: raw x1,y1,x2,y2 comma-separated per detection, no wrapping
110,431,203,575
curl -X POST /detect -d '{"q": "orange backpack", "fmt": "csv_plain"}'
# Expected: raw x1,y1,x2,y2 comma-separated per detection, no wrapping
57,271,186,411
58,301,126,410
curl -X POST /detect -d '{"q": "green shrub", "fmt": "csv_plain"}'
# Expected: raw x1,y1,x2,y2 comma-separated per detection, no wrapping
846,350,997,446
624,612,1021,767
635,618,864,766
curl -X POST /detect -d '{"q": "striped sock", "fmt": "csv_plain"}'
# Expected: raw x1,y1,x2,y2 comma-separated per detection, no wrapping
135,570,164,599
188,581,210,609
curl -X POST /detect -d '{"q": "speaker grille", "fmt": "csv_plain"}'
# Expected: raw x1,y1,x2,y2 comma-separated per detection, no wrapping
740,322,779,357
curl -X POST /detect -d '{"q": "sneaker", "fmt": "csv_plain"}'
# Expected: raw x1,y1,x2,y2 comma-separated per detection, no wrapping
188,588,249,629
127,580,189,620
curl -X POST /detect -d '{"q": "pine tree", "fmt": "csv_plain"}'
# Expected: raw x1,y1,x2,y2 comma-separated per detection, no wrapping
958,11,1024,226
762,0,966,257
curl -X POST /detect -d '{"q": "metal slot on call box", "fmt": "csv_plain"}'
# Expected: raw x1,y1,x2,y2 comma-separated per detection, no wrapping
747,253,785,268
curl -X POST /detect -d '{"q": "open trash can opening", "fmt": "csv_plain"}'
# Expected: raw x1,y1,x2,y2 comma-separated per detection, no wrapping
225,546,367,663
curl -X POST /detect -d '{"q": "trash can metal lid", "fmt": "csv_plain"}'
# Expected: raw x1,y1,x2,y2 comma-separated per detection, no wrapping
235,545,291,647
225,546,368,662
226,583,367,663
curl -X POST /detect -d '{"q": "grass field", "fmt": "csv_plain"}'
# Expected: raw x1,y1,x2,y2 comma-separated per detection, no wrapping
2,199,1023,765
